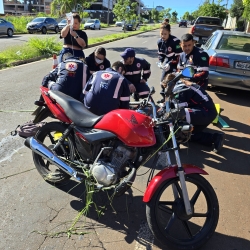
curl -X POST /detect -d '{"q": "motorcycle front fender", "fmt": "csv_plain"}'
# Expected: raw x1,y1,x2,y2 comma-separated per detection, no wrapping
143,164,208,203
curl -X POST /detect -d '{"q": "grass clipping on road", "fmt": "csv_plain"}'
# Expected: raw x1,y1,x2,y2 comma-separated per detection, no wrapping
0,24,160,67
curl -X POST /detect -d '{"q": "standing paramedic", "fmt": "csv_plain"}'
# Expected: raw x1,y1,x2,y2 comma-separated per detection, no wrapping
157,23,182,97
59,13,88,63
178,33,210,90
81,61,131,116
120,48,151,100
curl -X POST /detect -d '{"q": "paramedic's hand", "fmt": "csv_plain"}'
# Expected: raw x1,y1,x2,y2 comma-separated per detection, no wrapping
163,63,170,72
140,79,146,84
129,84,136,93
180,78,193,86
70,28,77,37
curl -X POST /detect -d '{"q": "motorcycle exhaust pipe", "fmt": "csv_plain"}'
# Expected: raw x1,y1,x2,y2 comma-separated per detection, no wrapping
25,137,83,182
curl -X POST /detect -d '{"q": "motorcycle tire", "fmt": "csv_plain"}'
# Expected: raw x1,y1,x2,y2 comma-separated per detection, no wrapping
33,122,75,184
146,174,219,250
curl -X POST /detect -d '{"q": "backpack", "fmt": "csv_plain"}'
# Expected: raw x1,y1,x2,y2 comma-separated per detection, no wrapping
11,120,46,138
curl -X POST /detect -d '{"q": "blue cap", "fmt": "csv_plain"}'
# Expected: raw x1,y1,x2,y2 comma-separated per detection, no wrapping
120,48,135,59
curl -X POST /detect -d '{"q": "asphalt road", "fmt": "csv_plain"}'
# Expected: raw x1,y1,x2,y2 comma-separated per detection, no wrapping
0,26,123,51
0,25,250,250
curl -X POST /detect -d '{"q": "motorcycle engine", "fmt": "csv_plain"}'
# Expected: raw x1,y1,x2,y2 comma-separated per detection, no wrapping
90,145,136,187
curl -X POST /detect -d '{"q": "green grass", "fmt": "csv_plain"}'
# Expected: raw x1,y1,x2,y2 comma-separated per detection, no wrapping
0,24,160,67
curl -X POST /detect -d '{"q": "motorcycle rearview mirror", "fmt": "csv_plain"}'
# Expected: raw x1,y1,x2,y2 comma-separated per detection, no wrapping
182,66,195,78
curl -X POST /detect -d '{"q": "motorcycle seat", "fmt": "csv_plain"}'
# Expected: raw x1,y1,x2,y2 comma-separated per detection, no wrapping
49,90,103,127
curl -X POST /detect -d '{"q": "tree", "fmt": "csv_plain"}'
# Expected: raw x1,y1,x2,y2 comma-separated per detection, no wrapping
51,0,93,15
243,0,250,20
171,11,178,23
112,0,137,22
151,8,160,22
230,0,244,20
161,8,172,19
196,2,227,20
183,11,192,21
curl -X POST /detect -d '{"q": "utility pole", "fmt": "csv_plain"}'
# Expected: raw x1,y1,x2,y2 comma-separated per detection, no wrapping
107,0,110,26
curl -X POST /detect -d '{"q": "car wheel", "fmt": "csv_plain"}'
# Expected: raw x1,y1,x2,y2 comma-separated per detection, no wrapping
179,25,180,27
28,31,33,34
93,26,95,30
55,26,59,34
41,27,47,34
7,28,13,37
99,26,101,30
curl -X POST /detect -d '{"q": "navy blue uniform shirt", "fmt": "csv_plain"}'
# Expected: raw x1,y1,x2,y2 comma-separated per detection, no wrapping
42,58,91,101
178,46,210,89
85,52,111,74
81,68,130,116
157,35,182,71
123,57,151,84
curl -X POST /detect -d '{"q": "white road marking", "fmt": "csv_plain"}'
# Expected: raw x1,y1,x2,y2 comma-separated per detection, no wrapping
0,135,24,163
134,220,154,250
142,41,148,44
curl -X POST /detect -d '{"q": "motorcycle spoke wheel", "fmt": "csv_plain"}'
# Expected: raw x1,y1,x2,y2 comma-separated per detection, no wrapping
33,122,75,184
146,174,219,250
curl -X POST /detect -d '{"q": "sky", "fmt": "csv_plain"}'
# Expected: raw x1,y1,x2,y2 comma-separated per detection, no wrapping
141,0,234,19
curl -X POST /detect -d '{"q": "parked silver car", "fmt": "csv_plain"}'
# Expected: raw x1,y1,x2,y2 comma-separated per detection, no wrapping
84,19,101,30
26,17,59,34
58,19,67,30
202,30,250,91
0,18,15,37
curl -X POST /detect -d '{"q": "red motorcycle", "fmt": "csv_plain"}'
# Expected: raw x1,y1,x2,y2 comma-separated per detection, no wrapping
26,67,219,250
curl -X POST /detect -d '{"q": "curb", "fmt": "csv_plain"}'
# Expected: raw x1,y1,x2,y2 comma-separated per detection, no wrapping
0,28,159,70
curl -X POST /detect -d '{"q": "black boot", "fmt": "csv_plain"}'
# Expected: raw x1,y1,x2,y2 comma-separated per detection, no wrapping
213,132,225,153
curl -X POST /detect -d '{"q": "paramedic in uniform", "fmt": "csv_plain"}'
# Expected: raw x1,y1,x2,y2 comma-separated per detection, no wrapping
85,46,111,75
81,61,131,116
164,73,225,153
41,57,90,101
178,33,210,90
120,48,151,100
157,23,182,88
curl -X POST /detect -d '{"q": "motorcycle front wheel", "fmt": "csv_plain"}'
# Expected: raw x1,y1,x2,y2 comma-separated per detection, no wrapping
33,122,75,184
146,174,219,250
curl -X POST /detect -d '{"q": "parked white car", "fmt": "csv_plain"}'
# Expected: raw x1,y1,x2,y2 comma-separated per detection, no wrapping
84,19,101,30
115,21,124,27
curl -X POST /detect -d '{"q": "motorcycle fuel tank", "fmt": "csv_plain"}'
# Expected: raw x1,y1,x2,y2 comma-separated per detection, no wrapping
94,109,156,147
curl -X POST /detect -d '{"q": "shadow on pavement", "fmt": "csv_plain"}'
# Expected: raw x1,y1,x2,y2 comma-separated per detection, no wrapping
56,179,250,250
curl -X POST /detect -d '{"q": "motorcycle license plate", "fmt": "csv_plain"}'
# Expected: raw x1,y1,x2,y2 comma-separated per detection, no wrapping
235,61,250,71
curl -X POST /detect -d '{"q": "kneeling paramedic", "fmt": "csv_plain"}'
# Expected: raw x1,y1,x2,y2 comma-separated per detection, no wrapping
120,48,151,100
164,73,225,153
81,61,131,116
41,57,91,101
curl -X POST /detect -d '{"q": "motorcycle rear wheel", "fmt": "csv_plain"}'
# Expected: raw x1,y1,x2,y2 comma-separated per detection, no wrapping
146,174,219,250
33,122,75,184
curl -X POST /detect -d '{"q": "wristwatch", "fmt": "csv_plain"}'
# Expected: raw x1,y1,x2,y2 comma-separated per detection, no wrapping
74,35,79,39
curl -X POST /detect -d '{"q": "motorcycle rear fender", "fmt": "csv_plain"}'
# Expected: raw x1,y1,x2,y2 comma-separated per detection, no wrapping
33,106,52,123
143,164,208,203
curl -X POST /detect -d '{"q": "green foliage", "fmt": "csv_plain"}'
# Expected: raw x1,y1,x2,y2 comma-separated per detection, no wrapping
113,0,137,22
182,11,194,21
171,11,178,23
243,0,250,20
151,9,161,23
51,0,94,15
195,2,227,20
27,37,62,55
0,45,39,65
230,0,244,20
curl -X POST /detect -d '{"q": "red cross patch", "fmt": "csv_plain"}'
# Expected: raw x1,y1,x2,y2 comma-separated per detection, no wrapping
65,62,78,71
101,72,113,80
